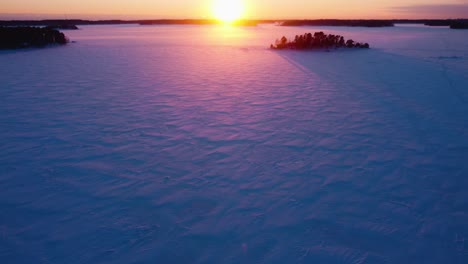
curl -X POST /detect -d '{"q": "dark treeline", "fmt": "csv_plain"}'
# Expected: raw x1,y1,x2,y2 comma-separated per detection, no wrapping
280,20,394,27
450,21,468,29
271,32,369,50
0,20,131,26
45,24,79,30
0,27,67,49
422,19,468,27
279,19,468,28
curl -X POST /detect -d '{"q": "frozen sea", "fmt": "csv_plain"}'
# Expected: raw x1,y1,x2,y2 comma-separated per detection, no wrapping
1,24,468,263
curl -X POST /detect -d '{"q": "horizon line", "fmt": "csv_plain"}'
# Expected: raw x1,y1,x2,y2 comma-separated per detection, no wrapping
1,17,468,21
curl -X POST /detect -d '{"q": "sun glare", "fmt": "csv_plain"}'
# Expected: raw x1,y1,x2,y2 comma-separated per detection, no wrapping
213,0,244,23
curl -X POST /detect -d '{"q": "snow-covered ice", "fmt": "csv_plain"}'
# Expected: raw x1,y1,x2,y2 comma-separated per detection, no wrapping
1,24,468,263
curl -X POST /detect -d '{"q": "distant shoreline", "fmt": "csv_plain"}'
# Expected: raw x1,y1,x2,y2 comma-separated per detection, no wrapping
1,19,467,28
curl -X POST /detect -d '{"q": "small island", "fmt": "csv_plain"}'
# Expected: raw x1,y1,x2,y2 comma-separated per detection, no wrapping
0,26,68,49
270,32,369,50
450,21,468,29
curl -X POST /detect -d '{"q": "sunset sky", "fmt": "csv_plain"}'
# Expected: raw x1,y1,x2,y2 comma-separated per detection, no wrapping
1,0,468,20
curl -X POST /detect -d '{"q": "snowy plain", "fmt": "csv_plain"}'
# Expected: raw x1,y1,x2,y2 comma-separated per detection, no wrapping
1,24,468,263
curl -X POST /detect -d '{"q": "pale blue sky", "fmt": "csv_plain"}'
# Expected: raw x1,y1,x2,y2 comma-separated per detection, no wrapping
1,0,467,19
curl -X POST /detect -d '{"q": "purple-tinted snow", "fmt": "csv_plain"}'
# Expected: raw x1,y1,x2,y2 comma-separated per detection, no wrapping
1,24,468,263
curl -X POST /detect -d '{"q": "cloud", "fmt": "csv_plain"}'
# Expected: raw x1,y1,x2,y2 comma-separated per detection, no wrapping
390,4,468,18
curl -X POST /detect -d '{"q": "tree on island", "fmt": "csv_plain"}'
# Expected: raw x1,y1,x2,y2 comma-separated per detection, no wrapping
0,27,68,49
270,32,369,50
450,21,468,29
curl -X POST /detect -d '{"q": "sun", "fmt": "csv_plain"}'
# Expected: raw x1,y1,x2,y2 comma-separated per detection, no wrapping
213,0,244,23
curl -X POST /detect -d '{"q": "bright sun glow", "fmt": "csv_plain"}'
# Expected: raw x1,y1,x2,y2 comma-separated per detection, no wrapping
213,0,244,23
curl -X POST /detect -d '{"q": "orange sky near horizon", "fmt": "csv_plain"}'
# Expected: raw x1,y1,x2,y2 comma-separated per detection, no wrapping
1,0,468,20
